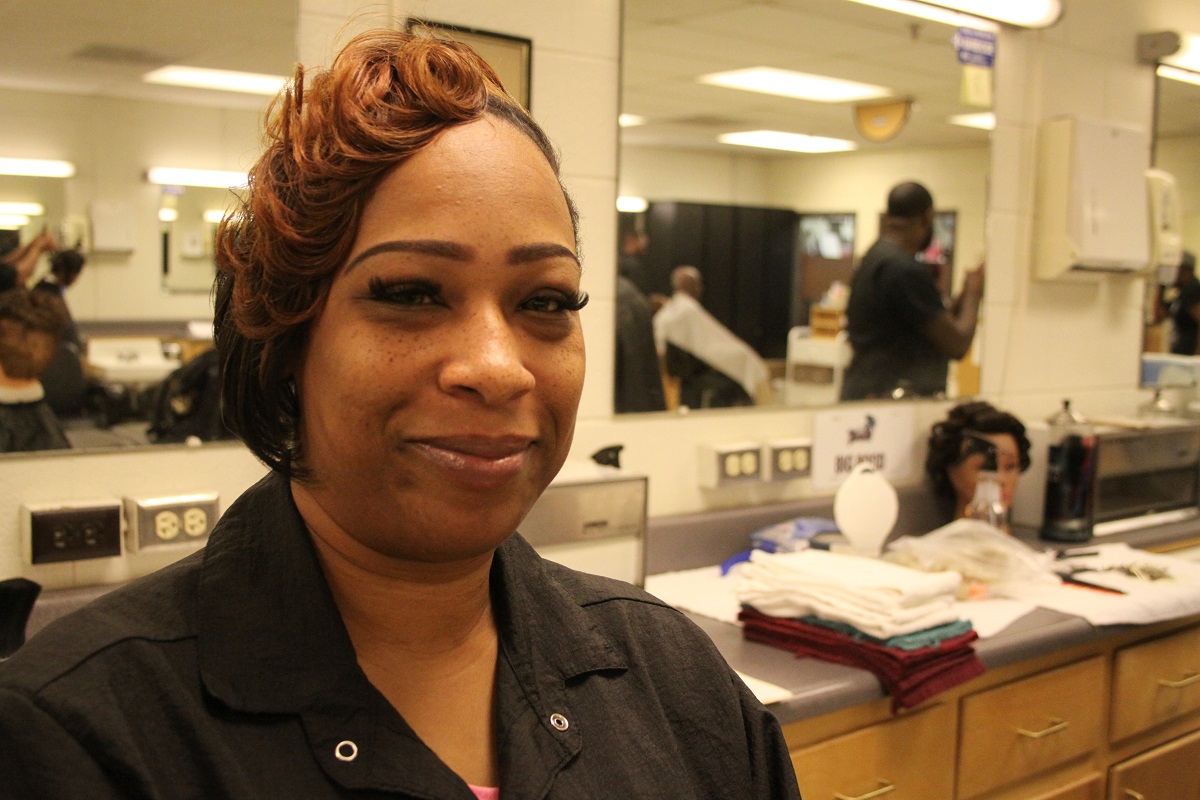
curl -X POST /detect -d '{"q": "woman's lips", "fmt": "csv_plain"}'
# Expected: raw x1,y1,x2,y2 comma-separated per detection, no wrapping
408,436,534,488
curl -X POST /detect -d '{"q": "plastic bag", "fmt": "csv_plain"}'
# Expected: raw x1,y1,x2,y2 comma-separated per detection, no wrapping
883,519,1059,598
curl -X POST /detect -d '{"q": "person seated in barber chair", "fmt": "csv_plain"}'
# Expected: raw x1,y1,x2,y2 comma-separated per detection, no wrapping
0,287,70,452
32,246,88,417
653,265,768,409
925,400,1031,526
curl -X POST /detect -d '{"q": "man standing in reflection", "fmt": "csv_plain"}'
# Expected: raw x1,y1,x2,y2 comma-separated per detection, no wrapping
840,181,984,401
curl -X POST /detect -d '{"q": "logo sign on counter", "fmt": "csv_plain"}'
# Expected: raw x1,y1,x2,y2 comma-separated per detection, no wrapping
811,405,919,490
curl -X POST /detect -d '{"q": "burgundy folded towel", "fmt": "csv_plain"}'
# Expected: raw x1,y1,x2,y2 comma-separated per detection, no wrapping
739,607,987,712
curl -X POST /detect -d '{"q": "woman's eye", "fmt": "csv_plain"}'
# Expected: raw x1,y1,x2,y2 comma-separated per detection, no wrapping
524,291,588,314
367,278,440,306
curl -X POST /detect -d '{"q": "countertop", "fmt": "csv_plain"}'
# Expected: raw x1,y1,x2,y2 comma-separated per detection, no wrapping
686,517,1200,727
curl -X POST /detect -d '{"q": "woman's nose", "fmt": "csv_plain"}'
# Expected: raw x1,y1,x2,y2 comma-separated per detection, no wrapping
438,308,536,404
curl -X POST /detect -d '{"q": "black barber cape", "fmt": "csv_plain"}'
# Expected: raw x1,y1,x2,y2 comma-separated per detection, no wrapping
0,472,800,799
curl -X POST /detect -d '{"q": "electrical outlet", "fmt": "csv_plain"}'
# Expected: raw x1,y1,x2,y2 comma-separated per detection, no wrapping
22,501,123,564
698,442,763,488
124,493,220,552
766,438,813,482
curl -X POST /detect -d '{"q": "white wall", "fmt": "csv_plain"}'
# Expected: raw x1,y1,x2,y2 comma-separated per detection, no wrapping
1157,135,1200,251
3,0,1199,589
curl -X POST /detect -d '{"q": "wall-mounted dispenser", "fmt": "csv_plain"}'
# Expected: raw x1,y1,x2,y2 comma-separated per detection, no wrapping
1146,167,1184,283
1033,116,1151,280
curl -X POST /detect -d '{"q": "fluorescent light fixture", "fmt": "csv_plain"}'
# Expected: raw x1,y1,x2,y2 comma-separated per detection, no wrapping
699,68,890,103
203,209,227,224
616,196,649,213
158,208,179,223
143,65,288,96
1158,34,1200,85
0,202,44,216
0,214,30,227
718,130,857,153
843,0,1060,29
0,158,75,178
948,112,995,130
1158,64,1200,87
147,167,248,189
619,114,647,127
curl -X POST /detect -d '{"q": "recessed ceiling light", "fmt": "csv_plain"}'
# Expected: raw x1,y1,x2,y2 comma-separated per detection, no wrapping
718,131,857,154
0,202,44,216
699,68,890,104
0,214,31,228
843,0,1060,29
158,208,179,223
616,196,649,213
147,167,249,189
203,210,228,224
619,114,647,127
0,158,75,178
1158,64,1200,86
948,112,995,130
143,66,288,96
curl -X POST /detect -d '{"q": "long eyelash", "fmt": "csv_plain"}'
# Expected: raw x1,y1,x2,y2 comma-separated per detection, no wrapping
565,291,589,311
366,276,438,298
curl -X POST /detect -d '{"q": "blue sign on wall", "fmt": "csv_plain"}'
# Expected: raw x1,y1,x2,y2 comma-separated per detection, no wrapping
953,27,996,67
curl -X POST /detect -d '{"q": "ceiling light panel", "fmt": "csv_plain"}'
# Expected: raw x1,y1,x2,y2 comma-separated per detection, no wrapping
1161,33,1200,72
948,112,996,130
843,0,1060,29
718,130,858,153
143,66,288,96
0,158,75,178
699,67,891,103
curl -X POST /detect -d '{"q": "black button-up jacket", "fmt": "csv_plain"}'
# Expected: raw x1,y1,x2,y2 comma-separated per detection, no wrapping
0,473,800,799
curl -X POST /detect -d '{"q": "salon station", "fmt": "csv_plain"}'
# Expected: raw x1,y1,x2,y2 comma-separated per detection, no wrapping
2,0,1200,798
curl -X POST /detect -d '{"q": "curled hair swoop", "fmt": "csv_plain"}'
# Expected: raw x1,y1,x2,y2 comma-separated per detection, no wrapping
213,28,577,477
924,400,1032,516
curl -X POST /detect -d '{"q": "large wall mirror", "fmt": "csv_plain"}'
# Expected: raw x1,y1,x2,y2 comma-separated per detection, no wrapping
618,0,993,414
0,0,295,456
1142,67,1200,371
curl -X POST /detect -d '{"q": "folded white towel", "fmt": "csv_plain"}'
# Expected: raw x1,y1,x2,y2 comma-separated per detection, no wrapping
735,549,964,639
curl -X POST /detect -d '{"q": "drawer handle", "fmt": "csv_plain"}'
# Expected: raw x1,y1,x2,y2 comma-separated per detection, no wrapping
1017,717,1070,739
834,780,896,800
1158,672,1200,689
1125,791,1146,800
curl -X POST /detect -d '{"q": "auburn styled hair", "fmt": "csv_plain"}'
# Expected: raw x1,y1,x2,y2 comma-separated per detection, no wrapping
213,28,577,477
0,288,66,380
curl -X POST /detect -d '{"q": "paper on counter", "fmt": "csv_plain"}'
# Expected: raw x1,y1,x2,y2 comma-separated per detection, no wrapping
735,671,795,705
644,565,741,624
1015,543,1200,626
951,597,1037,638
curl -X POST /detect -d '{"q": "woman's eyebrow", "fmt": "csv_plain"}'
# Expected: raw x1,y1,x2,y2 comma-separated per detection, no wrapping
344,240,470,273
508,242,580,267
344,240,580,273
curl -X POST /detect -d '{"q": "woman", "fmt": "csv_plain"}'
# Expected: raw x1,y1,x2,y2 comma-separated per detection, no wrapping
0,30,799,799
925,400,1031,525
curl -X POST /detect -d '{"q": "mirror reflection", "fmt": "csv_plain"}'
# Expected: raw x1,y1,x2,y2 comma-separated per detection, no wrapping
0,0,295,456
159,186,241,293
1142,71,1200,391
618,0,992,413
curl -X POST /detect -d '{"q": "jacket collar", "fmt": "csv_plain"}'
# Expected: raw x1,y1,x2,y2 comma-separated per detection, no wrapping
196,471,628,717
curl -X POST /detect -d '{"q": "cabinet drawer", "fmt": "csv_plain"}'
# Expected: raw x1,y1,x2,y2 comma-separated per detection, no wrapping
1109,727,1200,799
791,703,955,800
1110,623,1200,743
957,656,1105,799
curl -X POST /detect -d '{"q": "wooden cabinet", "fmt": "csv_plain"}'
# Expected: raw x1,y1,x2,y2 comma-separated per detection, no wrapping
782,619,1200,800
1027,774,1104,800
1108,728,1200,799
791,702,956,800
1110,625,1200,743
958,657,1105,799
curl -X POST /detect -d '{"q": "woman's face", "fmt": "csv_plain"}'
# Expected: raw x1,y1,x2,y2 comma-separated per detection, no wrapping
947,432,1022,514
293,117,584,563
